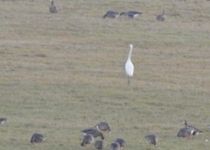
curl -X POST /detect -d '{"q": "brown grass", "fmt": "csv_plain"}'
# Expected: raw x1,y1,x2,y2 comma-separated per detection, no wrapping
0,0,210,150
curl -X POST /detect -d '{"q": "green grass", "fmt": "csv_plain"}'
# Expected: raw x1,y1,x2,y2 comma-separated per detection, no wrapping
0,0,210,149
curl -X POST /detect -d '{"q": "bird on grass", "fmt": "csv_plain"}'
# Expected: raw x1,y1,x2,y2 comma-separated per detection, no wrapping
49,0,57,13
0,118,7,125
81,128,105,140
95,122,111,133
81,134,95,147
120,11,142,18
125,44,134,85
177,120,202,138
177,127,192,138
184,120,202,135
94,140,103,150
30,133,46,144
145,134,158,146
110,142,121,150
156,10,166,22
114,138,126,149
103,10,120,19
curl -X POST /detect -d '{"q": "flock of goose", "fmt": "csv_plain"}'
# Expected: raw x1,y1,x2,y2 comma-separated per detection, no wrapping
80,121,127,150
0,117,206,147
103,10,143,19
103,10,165,22
79,120,204,150
49,0,166,22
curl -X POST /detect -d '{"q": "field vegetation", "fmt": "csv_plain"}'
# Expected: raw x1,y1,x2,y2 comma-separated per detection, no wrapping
0,0,210,149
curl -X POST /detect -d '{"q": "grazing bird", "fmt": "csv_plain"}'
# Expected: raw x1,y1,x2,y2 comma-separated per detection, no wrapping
184,120,202,135
94,140,103,150
177,127,192,138
103,10,120,19
82,128,105,140
156,10,166,21
177,120,202,138
49,0,57,13
0,118,7,125
120,11,142,18
114,138,126,149
81,134,95,146
30,133,45,144
110,142,121,150
95,122,111,133
145,134,158,146
125,44,134,85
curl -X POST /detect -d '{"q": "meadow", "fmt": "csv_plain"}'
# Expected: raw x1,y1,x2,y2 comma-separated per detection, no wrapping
0,0,210,149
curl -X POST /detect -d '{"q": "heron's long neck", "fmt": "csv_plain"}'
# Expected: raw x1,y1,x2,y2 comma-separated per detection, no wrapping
128,48,133,59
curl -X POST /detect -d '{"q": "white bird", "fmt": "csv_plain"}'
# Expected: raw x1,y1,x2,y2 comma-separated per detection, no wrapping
125,44,134,85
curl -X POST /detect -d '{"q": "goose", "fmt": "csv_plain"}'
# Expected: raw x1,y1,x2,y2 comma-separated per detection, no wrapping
49,0,57,13
145,134,158,146
94,140,103,150
184,120,202,135
0,118,7,125
177,127,192,138
30,133,46,144
81,128,105,140
120,11,142,18
125,44,134,85
110,142,121,150
95,122,111,133
156,10,166,21
81,134,95,146
103,10,120,19
114,138,126,149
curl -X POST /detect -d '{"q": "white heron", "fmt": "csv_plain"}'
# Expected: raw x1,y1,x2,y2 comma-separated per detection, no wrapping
125,44,134,85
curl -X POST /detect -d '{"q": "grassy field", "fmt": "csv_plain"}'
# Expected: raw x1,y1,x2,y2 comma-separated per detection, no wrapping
0,0,210,149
